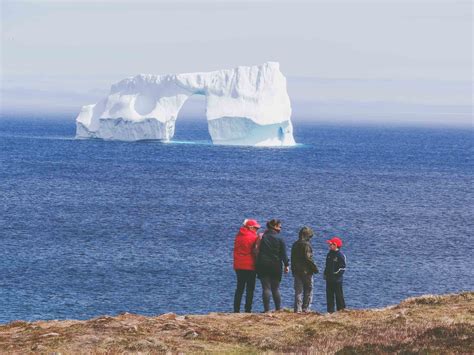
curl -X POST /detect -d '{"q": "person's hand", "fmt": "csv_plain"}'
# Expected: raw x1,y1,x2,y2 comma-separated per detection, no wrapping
284,266,289,274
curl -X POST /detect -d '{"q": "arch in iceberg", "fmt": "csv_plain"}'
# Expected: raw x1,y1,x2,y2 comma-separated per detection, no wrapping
75,62,296,146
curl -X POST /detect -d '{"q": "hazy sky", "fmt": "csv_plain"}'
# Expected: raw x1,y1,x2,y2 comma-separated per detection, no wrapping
1,0,472,125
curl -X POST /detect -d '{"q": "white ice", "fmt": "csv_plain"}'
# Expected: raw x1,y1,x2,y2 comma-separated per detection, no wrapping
75,62,296,146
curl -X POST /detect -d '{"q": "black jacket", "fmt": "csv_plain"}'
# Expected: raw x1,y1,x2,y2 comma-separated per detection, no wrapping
324,250,346,282
291,239,319,276
256,229,289,279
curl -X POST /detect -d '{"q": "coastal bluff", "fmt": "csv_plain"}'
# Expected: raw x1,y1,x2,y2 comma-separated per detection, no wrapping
1,292,472,354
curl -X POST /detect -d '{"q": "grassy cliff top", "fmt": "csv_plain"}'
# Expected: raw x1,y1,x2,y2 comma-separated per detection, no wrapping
1,292,473,354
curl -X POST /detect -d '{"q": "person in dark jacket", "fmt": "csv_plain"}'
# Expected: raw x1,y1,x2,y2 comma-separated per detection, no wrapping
233,219,261,313
291,226,319,313
256,219,289,312
324,236,346,313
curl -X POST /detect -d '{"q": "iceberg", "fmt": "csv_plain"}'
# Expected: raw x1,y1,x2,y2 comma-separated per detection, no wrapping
75,62,296,146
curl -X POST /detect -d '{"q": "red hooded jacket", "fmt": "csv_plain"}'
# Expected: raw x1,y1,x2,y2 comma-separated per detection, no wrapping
233,227,258,270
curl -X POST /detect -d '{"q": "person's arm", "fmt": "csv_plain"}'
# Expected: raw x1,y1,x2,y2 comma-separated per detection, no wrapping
323,255,328,280
280,239,289,266
304,244,319,274
334,252,346,276
252,235,262,258
280,238,289,273
290,243,296,273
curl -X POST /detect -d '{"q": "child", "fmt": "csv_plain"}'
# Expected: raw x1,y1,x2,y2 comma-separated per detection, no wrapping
324,237,346,313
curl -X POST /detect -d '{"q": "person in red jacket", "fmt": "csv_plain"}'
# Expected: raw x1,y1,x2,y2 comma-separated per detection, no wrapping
233,219,261,313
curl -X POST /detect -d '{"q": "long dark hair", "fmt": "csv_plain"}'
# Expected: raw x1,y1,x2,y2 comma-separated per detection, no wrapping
266,219,281,230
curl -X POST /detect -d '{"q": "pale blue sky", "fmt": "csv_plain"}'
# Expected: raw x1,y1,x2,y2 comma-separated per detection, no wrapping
1,0,472,125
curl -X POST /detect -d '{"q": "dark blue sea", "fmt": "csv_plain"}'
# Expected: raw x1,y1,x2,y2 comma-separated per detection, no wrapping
0,117,473,323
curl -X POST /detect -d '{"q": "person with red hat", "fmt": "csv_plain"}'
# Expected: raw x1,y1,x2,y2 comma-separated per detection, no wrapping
323,236,346,313
233,219,261,313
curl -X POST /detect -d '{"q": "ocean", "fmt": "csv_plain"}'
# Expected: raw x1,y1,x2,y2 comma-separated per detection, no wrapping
0,117,472,323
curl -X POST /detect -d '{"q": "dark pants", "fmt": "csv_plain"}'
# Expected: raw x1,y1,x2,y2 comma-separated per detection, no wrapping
260,276,281,312
326,280,345,313
294,273,313,312
234,270,257,313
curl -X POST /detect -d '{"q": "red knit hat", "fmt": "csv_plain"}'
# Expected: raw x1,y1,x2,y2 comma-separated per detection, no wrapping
244,219,261,228
326,237,343,248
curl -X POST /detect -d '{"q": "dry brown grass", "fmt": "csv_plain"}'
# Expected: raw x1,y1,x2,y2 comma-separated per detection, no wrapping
0,292,472,354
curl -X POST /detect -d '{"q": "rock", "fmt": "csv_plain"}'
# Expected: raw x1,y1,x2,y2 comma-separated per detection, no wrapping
157,313,177,320
161,322,179,330
93,316,113,322
128,325,138,332
40,332,60,337
183,330,199,339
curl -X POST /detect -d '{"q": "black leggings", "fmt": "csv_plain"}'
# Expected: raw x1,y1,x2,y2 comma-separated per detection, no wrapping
234,270,257,313
260,276,281,312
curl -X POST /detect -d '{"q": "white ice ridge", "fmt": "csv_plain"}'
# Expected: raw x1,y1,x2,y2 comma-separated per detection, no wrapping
75,62,296,146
